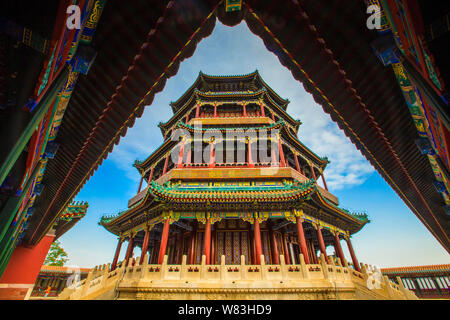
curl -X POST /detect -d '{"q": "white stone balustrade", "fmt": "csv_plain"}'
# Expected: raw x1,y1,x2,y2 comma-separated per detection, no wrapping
58,254,417,300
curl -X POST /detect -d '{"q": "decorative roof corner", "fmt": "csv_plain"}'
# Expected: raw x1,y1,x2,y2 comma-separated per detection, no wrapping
133,159,142,168
58,200,89,222
350,212,370,223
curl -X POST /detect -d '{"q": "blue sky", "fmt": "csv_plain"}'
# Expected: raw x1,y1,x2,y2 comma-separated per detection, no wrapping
60,21,449,269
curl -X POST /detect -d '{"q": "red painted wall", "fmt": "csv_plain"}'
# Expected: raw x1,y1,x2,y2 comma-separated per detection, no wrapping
0,233,54,299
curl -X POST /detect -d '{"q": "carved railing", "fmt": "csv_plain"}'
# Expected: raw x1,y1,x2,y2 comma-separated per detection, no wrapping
59,254,417,300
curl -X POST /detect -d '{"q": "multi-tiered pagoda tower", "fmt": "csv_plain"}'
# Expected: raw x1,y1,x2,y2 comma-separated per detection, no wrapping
58,72,418,300
100,71,369,272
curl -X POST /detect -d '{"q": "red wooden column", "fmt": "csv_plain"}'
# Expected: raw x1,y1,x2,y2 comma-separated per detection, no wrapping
213,103,217,118
162,155,169,175
203,217,212,264
268,221,279,264
310,162,317,181
295,217,311,264
188,221,197,264
208,141,215,168
195,102,200,118
186,113,189,123
278,138,286,167
124,235,134,266
260,103,265,117
253,216,263,264
158,218,171,264
177,141,185,168
111,238,123,270
243,103,247,117
333,233,345,265
140,227,150,265
247,139,254,167
345,237,361,272
282,232,291,264
137,176,144,193
148,167,154,182
151,241,160,264
294,153,301,173
315,225,329,264
311,242,319,264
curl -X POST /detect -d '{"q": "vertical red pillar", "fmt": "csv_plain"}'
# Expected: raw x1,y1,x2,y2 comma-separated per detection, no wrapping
124,235,134,266
111,238,123,270
253,217,263,264
247,140,254,167
195,103,200,118
188,221,197,264
148,167,154,182
158,219,170,264
260,104,265,117
295,217,311,264
243,103,247,117
294,154,301,172
316,226,329,264
311,242,319,264
203,218,211,264
282,232,291,264
162,155,169,175
177,141,185,168
137,176,144,193
345,237,361,272
208,142,215,168
0,231,55,300
140,227,150,265
333,233,345,265
213,104,217,118
268,221,279,264
310,163,317,181
186,113,189,123
278,138,286,167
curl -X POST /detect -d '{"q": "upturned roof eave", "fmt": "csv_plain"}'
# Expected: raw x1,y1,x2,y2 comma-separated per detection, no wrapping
281,126,328,168
170,70,290,113
310,191,369,233
160,91,299,137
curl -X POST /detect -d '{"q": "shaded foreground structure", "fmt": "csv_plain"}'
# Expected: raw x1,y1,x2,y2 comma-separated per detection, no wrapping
0,202,88,299
1,0,449,299
59,73,416,300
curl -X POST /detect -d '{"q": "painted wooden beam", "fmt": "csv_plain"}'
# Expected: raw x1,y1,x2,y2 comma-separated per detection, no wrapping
0,67,69,187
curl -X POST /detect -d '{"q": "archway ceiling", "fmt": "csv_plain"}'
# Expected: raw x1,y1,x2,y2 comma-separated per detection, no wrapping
25,0,449,252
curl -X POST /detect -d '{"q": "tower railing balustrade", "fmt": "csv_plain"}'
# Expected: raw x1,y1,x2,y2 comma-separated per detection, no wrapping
58,252,417,300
